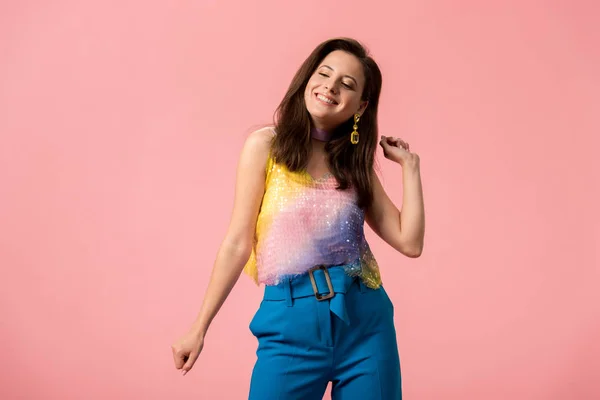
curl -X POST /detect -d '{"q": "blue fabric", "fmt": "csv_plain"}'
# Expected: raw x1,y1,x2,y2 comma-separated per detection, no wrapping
248,266,402,399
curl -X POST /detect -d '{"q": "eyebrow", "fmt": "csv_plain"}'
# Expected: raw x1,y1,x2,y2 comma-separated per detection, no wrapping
319,65,358,86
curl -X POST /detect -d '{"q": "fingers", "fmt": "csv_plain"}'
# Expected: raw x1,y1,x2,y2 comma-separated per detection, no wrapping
391,137,409,151
379,136,392,157
380,136,410,151
181,350,200,376
399,138,410,152
172,346,186,370
379,136,389,148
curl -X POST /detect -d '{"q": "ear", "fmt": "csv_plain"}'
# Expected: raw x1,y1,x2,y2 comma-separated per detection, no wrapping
357,100,369,116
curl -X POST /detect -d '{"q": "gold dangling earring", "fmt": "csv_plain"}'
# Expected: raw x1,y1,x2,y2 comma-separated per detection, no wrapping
351,113,360,144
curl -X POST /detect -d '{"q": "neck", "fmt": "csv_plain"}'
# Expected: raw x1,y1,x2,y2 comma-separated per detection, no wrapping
311,127,333,142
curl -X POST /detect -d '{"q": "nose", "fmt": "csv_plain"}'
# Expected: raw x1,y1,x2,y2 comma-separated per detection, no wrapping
324,83,337,95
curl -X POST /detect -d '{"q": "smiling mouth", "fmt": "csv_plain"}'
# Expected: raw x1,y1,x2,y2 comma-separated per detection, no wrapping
315,93,338,105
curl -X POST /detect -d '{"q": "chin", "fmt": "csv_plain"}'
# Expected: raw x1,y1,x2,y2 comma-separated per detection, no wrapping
307,109,326,120
307,111,334,126
307,103,336,120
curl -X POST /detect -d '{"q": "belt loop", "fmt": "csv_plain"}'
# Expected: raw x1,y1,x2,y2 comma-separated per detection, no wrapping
284,278,293,307
358,278,366,293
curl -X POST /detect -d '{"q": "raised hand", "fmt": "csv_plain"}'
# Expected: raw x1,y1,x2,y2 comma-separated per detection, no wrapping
379,135,420,168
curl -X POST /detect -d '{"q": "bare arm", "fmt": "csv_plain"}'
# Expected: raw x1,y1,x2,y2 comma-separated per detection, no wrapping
188,127,273,337
366,137,425,257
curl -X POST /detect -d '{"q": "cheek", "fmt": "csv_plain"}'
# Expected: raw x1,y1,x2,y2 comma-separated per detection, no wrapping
341,93,360,109
305,82,320,101
304,87,313,104
304,81,314,96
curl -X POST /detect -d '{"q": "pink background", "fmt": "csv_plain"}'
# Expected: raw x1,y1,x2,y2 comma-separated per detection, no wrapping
1,1,598,399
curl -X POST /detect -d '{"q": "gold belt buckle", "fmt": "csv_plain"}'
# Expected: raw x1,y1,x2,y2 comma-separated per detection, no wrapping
308,265,334,301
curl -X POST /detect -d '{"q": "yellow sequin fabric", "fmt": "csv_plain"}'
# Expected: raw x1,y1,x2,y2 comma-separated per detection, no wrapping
243,150,382,289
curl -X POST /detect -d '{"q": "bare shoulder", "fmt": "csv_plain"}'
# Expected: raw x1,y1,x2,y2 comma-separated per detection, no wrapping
247,125,276,144
224,126,275,248
239,126,275,169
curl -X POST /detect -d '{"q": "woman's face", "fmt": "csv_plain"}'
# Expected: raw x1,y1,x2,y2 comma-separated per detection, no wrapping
304,50,368,131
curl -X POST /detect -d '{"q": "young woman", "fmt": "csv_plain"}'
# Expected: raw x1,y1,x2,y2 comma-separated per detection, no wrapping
172,37,425,399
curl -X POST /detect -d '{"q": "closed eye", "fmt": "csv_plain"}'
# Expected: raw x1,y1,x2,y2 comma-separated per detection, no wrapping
318,72,354,90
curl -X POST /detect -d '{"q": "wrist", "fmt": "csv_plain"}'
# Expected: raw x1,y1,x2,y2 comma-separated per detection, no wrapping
190,321,208,338
398,153,420,170
401,160,420,172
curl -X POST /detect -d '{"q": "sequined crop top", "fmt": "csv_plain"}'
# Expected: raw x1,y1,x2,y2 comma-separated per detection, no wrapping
242,132,382,289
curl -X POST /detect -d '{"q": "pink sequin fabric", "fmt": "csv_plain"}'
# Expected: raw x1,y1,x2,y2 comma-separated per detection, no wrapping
243,141,382,289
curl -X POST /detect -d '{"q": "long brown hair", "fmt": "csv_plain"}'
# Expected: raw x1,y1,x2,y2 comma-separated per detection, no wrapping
270,37,382,209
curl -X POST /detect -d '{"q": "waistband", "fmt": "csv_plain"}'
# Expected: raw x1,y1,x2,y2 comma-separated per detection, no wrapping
262,265,367,326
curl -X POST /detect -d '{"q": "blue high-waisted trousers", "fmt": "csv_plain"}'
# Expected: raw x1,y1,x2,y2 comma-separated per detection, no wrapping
248,265,402,399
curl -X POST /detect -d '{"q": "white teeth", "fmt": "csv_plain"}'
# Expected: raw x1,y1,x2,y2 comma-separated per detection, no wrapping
317,94,335,104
